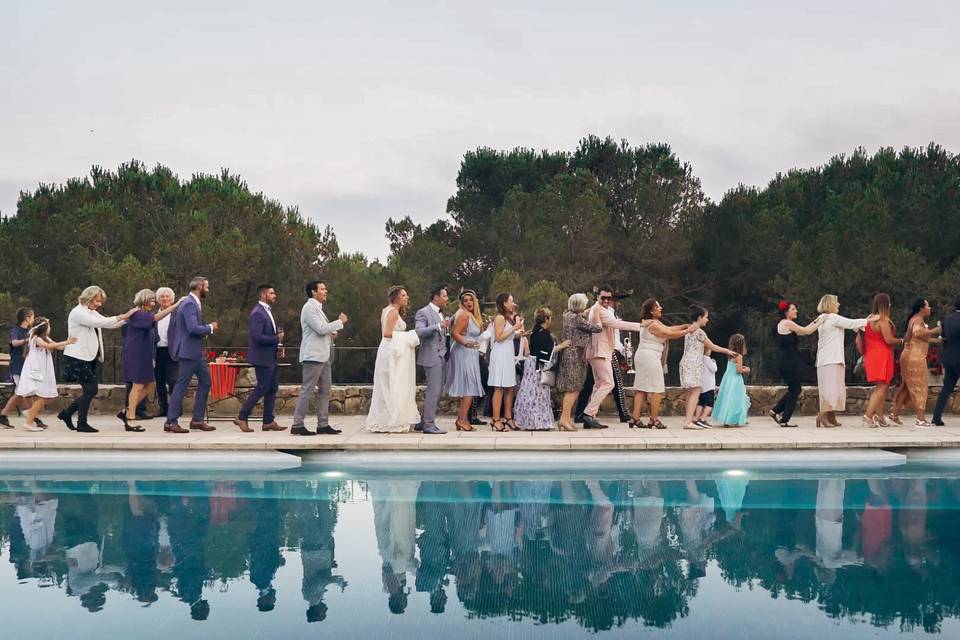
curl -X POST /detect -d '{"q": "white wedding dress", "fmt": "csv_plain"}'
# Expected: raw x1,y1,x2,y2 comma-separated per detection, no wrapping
366,307,421,432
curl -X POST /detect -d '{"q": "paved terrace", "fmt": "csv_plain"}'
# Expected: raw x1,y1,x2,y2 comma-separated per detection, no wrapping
1,414,960,451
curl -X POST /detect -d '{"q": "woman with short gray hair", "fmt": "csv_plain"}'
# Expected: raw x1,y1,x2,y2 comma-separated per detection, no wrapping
556,293,602,430
119,289,182,430
58,286,137,433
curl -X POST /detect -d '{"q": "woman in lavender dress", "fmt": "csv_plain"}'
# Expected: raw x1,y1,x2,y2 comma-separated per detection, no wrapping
121,289,181,430
515,308,571,430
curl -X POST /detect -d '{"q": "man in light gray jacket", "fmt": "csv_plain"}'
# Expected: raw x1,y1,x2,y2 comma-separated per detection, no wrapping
292,280,348,436
414,284,450,434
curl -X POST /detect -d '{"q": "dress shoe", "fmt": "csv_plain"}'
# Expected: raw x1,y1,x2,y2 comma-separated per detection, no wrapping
422,424,447,434
581,415,607,429
190,421,216,432
414,422,424,432
57,410,76,431
164,422,190,434
233,418,254,433
262,421,287,432
76,422,99,433
0,415,12,428
933,419,946,426
291,426,317,436
316,426,342,435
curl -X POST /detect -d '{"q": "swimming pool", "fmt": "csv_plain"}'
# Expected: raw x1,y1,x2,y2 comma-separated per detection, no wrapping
1,462,958,638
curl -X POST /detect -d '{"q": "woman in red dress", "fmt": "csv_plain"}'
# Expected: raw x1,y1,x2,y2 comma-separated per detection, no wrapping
862,293,904,427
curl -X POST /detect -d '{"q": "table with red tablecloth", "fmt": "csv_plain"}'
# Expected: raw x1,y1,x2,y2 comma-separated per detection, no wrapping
206,361,291,420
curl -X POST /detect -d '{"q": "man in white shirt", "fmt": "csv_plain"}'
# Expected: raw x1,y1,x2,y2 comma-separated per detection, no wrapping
153,287,178,417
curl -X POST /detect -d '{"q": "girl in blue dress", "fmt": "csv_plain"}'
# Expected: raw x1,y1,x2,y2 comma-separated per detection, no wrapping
713,334,751,427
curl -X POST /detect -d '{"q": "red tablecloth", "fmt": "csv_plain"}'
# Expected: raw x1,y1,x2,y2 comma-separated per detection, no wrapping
209,362,240,400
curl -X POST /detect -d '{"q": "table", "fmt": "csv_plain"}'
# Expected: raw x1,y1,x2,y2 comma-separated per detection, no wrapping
206,361,292,421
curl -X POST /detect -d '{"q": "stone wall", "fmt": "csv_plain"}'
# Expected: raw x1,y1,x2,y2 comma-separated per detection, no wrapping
19,383,960,417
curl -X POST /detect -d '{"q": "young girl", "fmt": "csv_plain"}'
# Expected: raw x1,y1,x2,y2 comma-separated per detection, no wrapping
15,318,77,432
693,353,718,428
712,334,751,427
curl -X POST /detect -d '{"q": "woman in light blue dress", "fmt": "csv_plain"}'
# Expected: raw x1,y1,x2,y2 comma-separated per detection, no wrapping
488,293,524,432
446,291,486,432
712,333,751,427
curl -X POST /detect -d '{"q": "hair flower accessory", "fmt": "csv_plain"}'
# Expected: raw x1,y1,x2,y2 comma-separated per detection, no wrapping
778,300,791,313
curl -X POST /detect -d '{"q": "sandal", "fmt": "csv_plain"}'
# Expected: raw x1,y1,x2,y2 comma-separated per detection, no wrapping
125,423,146,433
505,418,519,431
455,419,475,432
683,422,703,430
491,419,508,433
652,419,667,430
887,413,903,426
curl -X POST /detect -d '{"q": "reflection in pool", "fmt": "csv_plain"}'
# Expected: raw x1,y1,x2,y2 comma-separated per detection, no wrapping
2,466,960,638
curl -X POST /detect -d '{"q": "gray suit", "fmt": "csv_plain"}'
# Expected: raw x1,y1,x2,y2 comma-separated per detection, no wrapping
415,303,447,428
293,298,345,429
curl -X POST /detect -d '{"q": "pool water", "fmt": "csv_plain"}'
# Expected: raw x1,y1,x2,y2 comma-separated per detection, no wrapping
1,464,959,638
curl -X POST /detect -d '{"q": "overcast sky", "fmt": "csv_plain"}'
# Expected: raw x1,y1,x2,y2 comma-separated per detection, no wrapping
2,1,958,259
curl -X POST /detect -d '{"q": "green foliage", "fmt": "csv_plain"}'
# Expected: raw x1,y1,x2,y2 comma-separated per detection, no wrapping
3,140,959,382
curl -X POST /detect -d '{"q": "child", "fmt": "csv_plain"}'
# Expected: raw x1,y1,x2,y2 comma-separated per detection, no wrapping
14,318,77,432
694,353,719,428
712,334,751,427
0,307,35,427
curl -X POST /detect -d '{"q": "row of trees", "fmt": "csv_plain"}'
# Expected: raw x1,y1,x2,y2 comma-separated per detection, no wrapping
2,138,958,381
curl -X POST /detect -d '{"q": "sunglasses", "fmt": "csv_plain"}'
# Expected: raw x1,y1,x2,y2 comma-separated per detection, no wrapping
600,295,614,301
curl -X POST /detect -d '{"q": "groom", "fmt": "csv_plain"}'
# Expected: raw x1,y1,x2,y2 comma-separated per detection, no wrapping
414,284,450,434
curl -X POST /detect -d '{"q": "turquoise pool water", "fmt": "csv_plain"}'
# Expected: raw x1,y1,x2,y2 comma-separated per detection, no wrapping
1,463,959,638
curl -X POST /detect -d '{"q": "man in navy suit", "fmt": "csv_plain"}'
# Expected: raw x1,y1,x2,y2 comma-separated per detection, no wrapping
933,296,960,425
235,284,287,432
164,276,219,433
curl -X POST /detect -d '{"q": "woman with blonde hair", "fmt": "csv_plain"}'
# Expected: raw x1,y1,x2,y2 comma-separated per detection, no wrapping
556,293,602,431
446,290,487,431
814,294,875,428
58,286,137,433
120,289,182,430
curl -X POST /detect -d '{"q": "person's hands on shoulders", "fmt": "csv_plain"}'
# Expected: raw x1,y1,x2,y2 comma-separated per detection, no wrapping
66,336,79,345
339,312,349,324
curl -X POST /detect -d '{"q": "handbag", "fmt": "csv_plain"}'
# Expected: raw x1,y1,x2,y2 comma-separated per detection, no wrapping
539,347,561,388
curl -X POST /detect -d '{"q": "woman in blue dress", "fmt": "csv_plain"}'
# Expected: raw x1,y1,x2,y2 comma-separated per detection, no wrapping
121,289,181,430
446,290,486,432
712,333,751,427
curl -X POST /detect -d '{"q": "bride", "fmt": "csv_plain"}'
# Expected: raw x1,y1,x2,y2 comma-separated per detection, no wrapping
366,286,421,432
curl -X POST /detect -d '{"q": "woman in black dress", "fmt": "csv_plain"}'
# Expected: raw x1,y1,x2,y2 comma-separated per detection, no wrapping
770,300,825,427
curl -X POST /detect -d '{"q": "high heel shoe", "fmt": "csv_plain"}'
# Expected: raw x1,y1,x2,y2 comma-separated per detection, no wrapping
887,413,902,426
558,421,577,432
455,419,475,432
816,415,824,428
505,418,519,431
117,410,145,433
915,418,933,429
628,418,641,429
491,419,507,432
876,414,889,427
862,415,878,428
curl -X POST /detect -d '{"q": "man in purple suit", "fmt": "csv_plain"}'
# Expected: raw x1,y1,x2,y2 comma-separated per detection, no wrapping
164,276,219,433
235,285,287,432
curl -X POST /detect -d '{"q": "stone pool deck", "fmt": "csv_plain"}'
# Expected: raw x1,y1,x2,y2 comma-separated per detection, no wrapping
1,414,960,451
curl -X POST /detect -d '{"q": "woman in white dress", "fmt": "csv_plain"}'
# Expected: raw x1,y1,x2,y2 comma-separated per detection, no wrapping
631,298,696,429
488,292,525,432
15,317,77,432
367,286,421,433
678,306,735,431
815,294,874,428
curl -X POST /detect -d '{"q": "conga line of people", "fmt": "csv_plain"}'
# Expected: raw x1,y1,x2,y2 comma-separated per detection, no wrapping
2,279,958,433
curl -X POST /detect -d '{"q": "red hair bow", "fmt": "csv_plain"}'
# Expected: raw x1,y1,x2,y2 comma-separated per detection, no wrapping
778,300,791,313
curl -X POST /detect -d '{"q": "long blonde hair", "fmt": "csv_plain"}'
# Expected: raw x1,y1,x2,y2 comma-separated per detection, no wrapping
459,290,483,328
